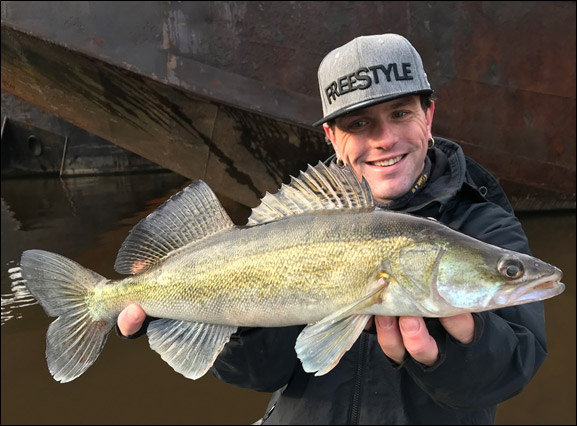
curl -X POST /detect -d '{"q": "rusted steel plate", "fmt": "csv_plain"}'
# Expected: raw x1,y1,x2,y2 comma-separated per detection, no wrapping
0,23,331,207
1,1,574,209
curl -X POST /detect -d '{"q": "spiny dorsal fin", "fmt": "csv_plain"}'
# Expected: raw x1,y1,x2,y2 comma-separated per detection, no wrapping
248,161,374,226
114,181,234,274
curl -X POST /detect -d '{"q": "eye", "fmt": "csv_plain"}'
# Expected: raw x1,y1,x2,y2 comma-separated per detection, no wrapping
349,119,368,129
392,110,409,119
498,258,525,280
336,118,368,132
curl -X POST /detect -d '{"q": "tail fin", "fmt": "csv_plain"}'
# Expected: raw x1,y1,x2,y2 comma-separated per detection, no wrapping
20,249,113,383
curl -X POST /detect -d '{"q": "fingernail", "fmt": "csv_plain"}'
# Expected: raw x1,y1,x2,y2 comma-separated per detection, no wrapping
376,316,394,329
400,318,420,335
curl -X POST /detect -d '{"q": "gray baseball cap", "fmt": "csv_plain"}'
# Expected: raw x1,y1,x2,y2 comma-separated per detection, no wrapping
313,34,433,127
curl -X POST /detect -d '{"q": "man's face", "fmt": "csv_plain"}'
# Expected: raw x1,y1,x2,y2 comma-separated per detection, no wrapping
323,95,434,203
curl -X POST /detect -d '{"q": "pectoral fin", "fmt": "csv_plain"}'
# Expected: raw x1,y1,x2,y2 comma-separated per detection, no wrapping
295,280,387,376
148,319,237,380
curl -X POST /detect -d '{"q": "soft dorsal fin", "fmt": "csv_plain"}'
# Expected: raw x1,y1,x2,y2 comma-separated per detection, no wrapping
114,181,234,274
248,161,374,226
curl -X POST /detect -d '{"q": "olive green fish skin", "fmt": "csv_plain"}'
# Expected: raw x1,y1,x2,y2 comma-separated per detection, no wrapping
88,209,561,327
20,162,564,383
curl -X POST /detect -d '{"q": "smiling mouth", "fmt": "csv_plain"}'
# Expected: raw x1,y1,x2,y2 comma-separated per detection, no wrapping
369,155,405,167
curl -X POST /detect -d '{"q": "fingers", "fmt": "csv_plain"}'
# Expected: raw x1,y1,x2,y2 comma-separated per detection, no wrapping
439,313,475,344
375,316,439,367
376,316,405,364
375,314,477,367
117,304,146,337
398,317,439,366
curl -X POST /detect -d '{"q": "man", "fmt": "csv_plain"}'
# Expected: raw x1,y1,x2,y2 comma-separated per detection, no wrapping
118,34,547,424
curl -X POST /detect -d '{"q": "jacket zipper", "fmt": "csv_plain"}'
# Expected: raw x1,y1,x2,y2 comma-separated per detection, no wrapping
349,332,367,424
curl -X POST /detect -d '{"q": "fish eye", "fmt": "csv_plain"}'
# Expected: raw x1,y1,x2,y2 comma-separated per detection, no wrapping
498,258,524,280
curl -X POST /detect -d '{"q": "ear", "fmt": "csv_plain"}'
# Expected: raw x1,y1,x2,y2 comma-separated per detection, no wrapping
323,123,339,154
426,101,435,139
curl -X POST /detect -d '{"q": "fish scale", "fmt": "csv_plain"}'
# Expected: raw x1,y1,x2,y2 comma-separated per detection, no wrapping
20,162,564,382
93,212,394,327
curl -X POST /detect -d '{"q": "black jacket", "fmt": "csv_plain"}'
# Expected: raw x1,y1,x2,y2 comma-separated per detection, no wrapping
210,138,547,424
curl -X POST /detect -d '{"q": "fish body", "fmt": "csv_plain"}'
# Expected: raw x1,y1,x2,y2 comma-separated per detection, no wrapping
90,209,558,325
20,162,564,382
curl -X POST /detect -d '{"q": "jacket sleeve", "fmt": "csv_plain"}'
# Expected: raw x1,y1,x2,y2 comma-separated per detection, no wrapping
210,325,303,392
402,202,549,409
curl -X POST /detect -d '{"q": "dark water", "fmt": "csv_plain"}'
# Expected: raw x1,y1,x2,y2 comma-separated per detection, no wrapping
1,173,575,425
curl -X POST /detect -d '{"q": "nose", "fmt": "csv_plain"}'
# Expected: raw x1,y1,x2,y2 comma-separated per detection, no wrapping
369,121,398,150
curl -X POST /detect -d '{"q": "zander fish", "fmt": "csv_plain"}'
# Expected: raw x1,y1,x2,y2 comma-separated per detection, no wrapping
20,162,564,382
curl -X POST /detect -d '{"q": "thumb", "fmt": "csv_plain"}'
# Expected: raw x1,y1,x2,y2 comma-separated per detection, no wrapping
117,304,146,337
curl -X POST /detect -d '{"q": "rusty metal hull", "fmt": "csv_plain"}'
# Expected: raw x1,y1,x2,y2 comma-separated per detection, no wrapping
1,92,170,177
1,1,574,210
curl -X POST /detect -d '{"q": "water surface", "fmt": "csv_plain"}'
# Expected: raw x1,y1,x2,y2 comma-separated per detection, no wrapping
1,173,574,425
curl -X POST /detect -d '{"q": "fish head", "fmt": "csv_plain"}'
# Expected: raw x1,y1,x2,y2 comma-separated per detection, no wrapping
435,239,565,313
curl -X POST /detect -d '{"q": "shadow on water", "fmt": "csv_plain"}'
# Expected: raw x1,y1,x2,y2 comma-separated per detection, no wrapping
1,173,575,425
1,172,267,426
495,211,576,425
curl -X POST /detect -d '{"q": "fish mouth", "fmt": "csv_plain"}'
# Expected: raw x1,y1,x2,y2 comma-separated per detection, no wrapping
492,273,565,307
368,155,405,167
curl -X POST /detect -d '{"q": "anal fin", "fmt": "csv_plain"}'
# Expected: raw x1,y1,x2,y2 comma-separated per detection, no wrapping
147,319,237,380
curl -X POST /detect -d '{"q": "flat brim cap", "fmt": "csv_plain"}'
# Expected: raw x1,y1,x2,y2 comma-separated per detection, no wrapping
313,34,433,127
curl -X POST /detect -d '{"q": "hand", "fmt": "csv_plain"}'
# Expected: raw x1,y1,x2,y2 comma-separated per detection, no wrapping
117,304,147,337
373,313,475,366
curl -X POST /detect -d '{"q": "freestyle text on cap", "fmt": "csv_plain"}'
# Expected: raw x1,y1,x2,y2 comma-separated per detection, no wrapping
313,34,433,127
